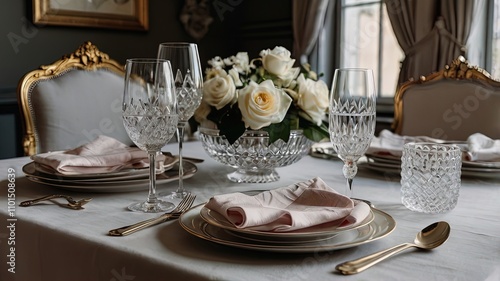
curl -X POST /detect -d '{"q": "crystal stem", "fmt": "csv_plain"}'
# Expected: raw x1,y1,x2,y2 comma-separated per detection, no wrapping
146,151,159,205
346,178,353,198
342,160,358,198
174,122,187,198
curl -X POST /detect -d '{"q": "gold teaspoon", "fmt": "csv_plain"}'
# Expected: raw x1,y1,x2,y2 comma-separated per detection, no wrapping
336,221,451,275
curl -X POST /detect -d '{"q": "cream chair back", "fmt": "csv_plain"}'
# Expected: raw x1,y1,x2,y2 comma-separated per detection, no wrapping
393,56,500,141
17,42,133,155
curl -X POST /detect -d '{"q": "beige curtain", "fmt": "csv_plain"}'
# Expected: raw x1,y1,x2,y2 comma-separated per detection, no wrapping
385,0,474,85
292,0,330,64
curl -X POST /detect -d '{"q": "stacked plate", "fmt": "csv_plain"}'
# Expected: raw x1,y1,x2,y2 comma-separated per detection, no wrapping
22,161,198,192
179,203,396,253
310,142,500,179
364,153,500,179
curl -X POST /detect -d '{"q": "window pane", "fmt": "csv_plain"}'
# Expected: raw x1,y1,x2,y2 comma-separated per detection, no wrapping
492,0,500,79
341,3,380,82
380,5,404,97
341,1,403,98
344,0,379,6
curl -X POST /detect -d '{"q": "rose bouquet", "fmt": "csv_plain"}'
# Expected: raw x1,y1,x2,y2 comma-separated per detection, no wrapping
194,46,330,144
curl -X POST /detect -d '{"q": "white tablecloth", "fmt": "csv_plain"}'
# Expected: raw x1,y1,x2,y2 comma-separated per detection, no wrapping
0,141,499,281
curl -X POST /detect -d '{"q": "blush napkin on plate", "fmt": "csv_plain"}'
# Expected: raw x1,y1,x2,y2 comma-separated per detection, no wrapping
31,135,164,175
366,129,439,157
465,133,500,162
368,130,500,162
204,177,371,232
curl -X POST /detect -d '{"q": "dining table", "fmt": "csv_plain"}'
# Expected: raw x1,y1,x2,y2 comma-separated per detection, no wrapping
0,139,499,281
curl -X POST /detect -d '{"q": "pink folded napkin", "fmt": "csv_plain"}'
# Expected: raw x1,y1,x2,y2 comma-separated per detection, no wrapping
465,133,500,162
31,135,164,175
368,131,500,162
204,177,371,232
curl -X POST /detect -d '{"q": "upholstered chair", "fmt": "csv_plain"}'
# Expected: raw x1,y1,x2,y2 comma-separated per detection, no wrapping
17,41,133,155
392,56,500,141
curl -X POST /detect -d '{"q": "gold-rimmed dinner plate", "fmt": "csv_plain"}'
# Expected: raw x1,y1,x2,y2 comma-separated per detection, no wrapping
33,162,150,181
462,159,500,169
366,151,500,169
180,204,396,253
22,162,197,192
362,155,500,179
199,205,374,242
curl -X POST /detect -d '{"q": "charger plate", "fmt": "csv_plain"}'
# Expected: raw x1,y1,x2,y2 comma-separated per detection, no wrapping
363,154,500,179
199,205,374,241
179,204,396,253
22,162,197,192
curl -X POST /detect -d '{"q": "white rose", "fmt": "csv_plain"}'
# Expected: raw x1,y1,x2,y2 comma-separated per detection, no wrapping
224,52,250,73
207,56,225,69
203,71,237,110
283,88,298,101
205,68,227,80
274,67,300,88
260,46,296,77
228,68,243,87
238,80,292,130
296,74,329,126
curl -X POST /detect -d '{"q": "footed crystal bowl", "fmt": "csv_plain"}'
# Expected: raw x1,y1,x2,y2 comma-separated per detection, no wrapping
200,127,312,183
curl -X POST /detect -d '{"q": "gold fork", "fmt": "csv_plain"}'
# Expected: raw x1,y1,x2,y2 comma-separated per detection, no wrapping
19,195,92,210
108,193,196,236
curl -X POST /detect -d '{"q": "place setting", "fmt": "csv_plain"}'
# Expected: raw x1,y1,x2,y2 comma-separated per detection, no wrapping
312,129,500,179
21,135,199,193
21,56,205,196
176,177,396,253
362,130,500,179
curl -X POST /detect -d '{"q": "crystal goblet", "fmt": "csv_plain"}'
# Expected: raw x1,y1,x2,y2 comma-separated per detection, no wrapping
329,68,376,198
122,58,178,212
157,42,203,199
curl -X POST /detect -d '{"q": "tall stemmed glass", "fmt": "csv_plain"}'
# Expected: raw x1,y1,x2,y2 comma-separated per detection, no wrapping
157,43,203,199
329,69,376,198
122,58,178,212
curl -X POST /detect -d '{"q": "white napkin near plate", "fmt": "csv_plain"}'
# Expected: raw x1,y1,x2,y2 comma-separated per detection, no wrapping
465,133,500,162
366,130,437,157
204,177,371,232
31,135,164,175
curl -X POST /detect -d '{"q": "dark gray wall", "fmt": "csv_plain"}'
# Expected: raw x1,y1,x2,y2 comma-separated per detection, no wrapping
0,0,293,158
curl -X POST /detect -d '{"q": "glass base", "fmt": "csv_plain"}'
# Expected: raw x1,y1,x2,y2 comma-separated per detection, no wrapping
159,190,190,200
227,168,280,183
127,200,175,213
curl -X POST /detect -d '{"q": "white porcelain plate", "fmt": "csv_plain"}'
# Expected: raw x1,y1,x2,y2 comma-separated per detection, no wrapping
363,155,500,179
22,162,197,192
179,204,396,253
199,206,374,242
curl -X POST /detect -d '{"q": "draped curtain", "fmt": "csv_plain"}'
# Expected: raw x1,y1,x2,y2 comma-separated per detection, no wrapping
384,0,475,85
292,0,330,65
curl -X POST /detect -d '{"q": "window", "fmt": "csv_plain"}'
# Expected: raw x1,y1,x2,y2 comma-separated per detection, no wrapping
340,0,404,98
490,0,500,78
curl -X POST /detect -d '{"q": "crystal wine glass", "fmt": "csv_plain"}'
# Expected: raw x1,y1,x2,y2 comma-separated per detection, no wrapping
329,68,376,198
122,58,178,212
157,43,203,199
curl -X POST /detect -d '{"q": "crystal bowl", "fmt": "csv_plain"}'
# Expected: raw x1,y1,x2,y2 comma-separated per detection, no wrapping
200,127,312,183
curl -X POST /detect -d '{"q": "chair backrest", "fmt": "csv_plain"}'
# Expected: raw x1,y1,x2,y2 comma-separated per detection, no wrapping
392,56,500,141
17,41,134,155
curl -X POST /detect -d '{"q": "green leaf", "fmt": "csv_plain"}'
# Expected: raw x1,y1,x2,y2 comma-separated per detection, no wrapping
206,104,230,124
264,119,291,144
299,117,330,142
218,107,246,145
302,125,329,142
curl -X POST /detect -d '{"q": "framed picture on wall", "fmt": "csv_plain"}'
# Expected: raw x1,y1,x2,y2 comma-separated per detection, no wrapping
33,0,148,31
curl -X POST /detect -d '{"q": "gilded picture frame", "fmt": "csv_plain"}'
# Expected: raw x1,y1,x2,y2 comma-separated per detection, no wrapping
33,0,148,31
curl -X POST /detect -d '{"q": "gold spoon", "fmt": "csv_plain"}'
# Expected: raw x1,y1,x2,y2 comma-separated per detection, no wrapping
336,221,451,275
